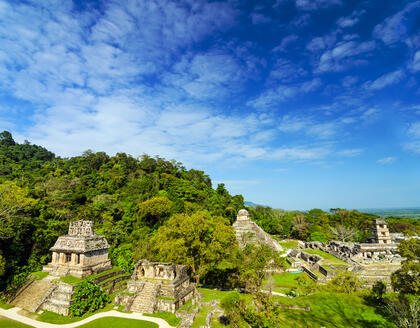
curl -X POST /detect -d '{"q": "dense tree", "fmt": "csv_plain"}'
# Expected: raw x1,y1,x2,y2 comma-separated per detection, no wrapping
391,238,420,295
0,132,245,292
330,224,357,242
152,211,237,284
0,182,37,239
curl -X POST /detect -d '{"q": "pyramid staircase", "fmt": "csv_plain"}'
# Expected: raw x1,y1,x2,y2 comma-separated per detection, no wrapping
11,276,55,312
130,281,161,313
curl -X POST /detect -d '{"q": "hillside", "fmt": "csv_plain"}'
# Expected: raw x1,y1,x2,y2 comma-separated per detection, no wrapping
0,131,244,290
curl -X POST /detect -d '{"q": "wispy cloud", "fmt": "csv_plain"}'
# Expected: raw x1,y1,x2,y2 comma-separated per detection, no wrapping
377,156,397,164
365,70,405,90
247,79,322,110
316,40,376,72
373,1,420,45
337,148,364,157
295,0,342,11
337,9,366,28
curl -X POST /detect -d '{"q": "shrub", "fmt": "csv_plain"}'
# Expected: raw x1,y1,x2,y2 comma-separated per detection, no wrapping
326,270,362,293
110,243,134,273
69,279,109,316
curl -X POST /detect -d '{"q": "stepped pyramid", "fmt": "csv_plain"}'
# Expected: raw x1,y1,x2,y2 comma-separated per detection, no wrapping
232,209,283,252
130,281,161,313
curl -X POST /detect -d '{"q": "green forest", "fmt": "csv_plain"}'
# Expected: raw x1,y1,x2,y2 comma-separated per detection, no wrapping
0,130,419,294
1,131,420,328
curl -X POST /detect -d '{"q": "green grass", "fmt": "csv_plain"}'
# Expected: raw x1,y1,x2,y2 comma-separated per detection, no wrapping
177,299,194,313
157,296,175,301
144,312,180,326
0,300,14,309
270,292,396,328
59,275,84,285
29,271,49,280
269,272,310,289
98,273,129,286
303,249,349,266
198,288,235,302
191,305,212,328
0,316,33,328
77,317,158,328
279,240,300,250
37,300,116,324
59,267,123,285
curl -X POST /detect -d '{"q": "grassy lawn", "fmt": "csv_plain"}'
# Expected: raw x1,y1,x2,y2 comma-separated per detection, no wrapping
59,275,84,285
271,292,396,328
29,271,49,280
0,300,14,309
37,298,116,324
144,312,180,326
198,288,235,302
279,240,300,250
78,317,158,328
191,305,212,328
269,272,310,289
0,316,33,328
303,249,349,266
59,267,123,285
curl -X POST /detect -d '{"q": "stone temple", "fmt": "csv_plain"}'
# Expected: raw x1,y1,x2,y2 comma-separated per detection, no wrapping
43,220,112,278
303,219,402,287
233,209,283,252
115,260,195,313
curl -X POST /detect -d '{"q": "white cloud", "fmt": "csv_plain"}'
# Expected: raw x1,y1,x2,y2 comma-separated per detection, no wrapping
306,35,336,52
365,70,405,90
268,59,307,82
277,115,340,139
317,40,376,72
273,35,298,52
270,146,331,161
295,0,342,11
404,141,420,155
407,121,420,139
373,1,420,45
337,9,365,28
250,13,271,25
248,79,322,110
377,157,397,164
337,148,364,157
412,51,420,71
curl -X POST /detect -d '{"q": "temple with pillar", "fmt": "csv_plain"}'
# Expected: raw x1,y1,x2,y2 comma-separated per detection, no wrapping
43,220,112,278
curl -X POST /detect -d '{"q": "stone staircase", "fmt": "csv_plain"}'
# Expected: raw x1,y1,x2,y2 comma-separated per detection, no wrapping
11,276,54,312
130,281,161,314
51,266,70,277
42,282,77,316
233,218,283,252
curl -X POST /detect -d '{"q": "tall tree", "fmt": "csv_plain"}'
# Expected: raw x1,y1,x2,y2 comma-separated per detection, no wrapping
152,211,237,284
0,182,37,239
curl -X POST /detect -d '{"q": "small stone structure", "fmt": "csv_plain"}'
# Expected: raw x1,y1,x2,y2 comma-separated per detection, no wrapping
115,260,195,313
43,220,112,278
371,219,392,244
232,209,283,252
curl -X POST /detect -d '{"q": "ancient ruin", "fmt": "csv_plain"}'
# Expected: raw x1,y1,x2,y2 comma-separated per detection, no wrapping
11,221,120,315
371,219,392,244
115,260,195,313
292,219,402,287
43,220,112,278
232,209,283,252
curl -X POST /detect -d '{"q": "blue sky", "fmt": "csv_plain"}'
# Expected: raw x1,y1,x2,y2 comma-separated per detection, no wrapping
0,0,419,210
